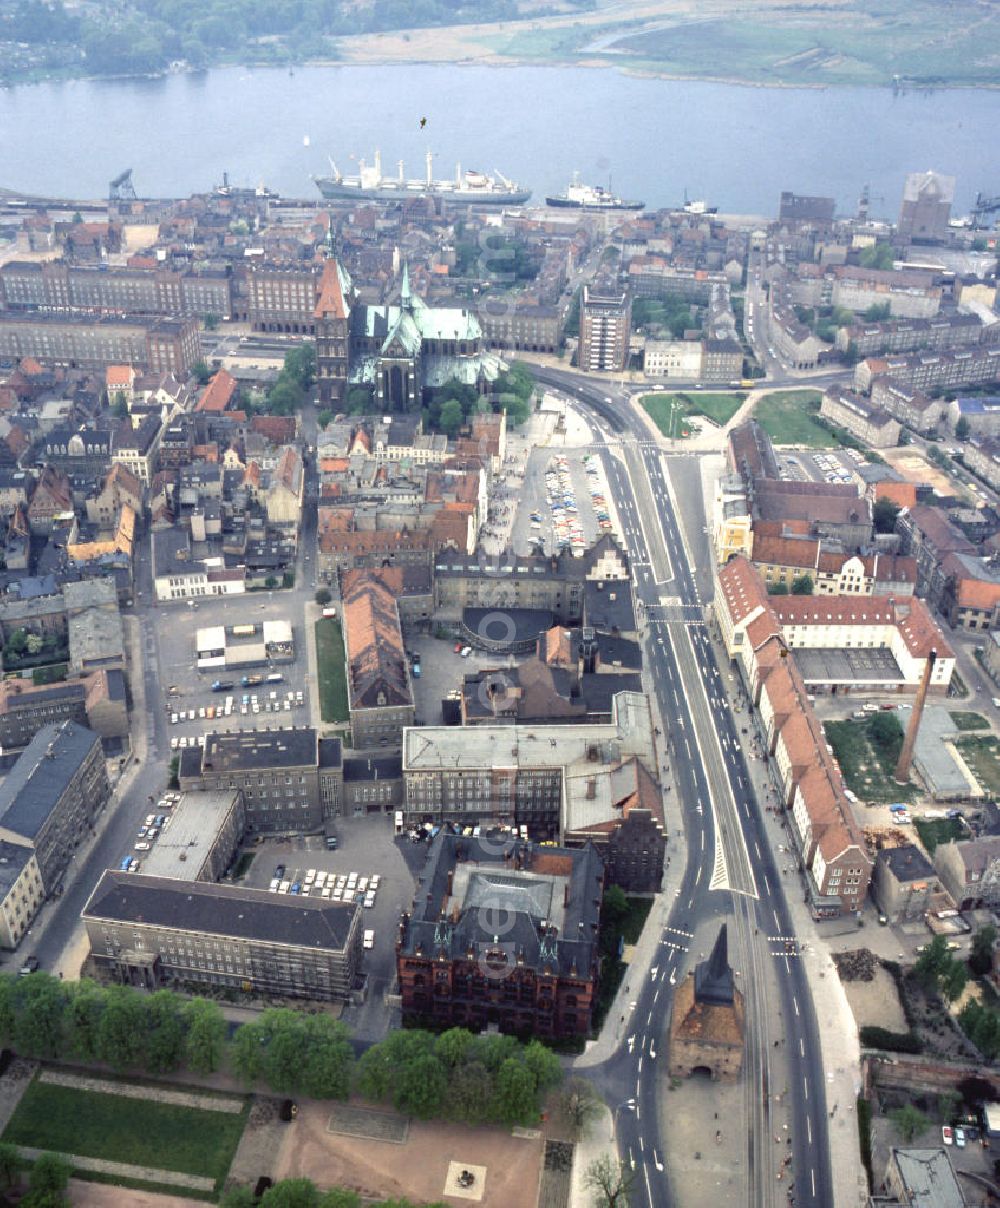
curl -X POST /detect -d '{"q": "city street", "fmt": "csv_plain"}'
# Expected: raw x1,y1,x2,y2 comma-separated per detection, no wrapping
531,364,836,1208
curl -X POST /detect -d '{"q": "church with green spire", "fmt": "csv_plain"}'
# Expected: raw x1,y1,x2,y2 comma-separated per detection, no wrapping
348,262,502,412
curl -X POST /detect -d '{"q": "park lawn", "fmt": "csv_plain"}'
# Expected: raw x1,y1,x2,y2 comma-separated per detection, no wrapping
751,389,829,447
641,392,743,436
315,617,349,724
949,711,991,733
824,718,916,804
957,736,1000,797
3,1078,248,1188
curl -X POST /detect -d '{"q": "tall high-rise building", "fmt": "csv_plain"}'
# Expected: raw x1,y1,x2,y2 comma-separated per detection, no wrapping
578,282,631,372
898,170,955,243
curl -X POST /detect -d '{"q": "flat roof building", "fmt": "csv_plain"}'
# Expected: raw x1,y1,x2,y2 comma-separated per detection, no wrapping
83,870,362,1003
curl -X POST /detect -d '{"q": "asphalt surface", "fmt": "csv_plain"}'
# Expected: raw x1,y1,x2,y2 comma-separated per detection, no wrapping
531,365,834,1208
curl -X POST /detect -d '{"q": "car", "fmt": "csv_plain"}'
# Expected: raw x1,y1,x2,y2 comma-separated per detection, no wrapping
955,1127,966,1148
942,1125,954,1145
454,642,463,653
146,813,156,826
19,955,40,976
363,929,375,950
170,736,179,750
290,882,301,895
364,892,376,908
274,864,286,878
170,712,179,725
370,874,380,890
134,841,151,851
269,878,280,892
279,881,290,894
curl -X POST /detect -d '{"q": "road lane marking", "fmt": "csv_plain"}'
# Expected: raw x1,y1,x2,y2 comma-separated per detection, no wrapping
803,1076,809,1101
793,995,800,1017
807,1116,812,1144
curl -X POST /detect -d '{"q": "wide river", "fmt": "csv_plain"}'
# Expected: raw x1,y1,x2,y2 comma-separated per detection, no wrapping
0,63,997,217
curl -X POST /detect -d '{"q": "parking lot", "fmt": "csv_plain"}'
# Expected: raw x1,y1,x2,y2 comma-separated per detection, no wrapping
509,446,615,557
154,591,313,748
240,815,419,992
779,448,865,485
408,630,504,725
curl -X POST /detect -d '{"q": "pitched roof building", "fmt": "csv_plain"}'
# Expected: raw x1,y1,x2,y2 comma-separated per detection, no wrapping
341,567,414,750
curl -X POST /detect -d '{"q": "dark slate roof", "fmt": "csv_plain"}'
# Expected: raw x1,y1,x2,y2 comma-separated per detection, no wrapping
583,580,636,634
694,924,735,1006
0,840,34,895
401,833,603,980
342,754,402,782
318,737,343,769
877,844,935,883
463,607,553,646
84,870,358,951
201,727,318,773
579,672,644,716
0,721,98,840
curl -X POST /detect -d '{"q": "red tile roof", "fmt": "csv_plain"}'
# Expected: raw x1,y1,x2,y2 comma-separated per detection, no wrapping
194,369,237,414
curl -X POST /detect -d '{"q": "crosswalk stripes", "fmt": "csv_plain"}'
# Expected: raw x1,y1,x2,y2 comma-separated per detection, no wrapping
664,925,694,939
709,836,730,892
661,940,689,953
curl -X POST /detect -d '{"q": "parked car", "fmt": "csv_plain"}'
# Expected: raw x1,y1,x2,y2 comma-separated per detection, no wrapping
363,929,375,950
955,1127,966,1148
942,1125,954,1145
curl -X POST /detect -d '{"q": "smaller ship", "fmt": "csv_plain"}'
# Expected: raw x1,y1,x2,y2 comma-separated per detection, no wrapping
681,191,718,215
545,172,644,211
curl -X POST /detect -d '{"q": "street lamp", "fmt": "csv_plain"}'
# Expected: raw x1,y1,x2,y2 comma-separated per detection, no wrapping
611,1098,637,1142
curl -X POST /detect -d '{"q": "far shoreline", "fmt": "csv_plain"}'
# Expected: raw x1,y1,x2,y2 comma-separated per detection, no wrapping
1,52,998,95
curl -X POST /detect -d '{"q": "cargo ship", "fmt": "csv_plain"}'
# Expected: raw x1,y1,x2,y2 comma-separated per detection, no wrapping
314,150,530,206
545,173,644,211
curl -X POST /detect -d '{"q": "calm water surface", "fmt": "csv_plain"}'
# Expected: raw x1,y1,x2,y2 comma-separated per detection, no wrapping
0,64,996,217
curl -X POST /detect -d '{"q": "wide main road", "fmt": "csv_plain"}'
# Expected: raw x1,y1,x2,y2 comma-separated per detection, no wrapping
531,366,834,1208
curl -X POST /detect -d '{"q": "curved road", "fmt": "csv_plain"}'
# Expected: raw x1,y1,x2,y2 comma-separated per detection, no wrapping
532,366,834,1208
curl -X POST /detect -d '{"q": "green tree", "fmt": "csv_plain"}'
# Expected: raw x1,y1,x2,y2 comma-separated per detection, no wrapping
523,1039,562,1095
346,386,372,414
915,935,952,990
12,975,67,1059
437,397,465,436
5,628,27,657
557,1077,603,1139
970,924,997,976
97,985,148,1070
890,1103,929,1143
0,1141,23,1190
942,959,968,1003
868,710,903,753
393,1051,447,1118
317,409,333,429
192,359,212,385
956,416,971,441
862,301,892,322
584,1153,635,1208
64,979,107,1061
873,497,901,535
26,1152,72,1199
145,989,186,1074
168,754,180,790
601,884,628,931
315,588,332,607
434,1027,475,1069
298,1015,353,1100
25,633,43,655
493,1057,538,1126
259,1180,321,1208
356,1041,394,1102
318,1190,362,1208
184,998,227,1075
0,974,16,1044
204,313,221,331
230,1017,268,1084
445,1059,493,1125
768,581,789,595
267,379,304,416
109,392,129,419
791,574,814,595
471,1031,520,1073
220,1187,257,1208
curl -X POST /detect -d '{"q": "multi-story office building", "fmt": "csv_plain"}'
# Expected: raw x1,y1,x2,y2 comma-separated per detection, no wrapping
247,263,321,334
0,314,199,375
396,833,603,1038
0,842,45,950
856,346,1000,396
0,721,110,893
83,872,362,1002
139,791,245,885
578,283,631,372
836,314,983,359
477,301,561,354
179,727,343,831
0,260,232,319
819,387,901,448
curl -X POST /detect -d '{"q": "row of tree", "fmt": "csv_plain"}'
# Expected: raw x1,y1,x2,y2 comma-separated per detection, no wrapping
0,976,563,1126
424,362,535,435
258,344,317,417
354,1027,561,1125
0,975,227,1075
0,1145,73,1208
